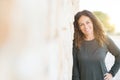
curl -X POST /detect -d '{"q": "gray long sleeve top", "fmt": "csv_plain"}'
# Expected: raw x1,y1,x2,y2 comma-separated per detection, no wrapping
72,36,120,80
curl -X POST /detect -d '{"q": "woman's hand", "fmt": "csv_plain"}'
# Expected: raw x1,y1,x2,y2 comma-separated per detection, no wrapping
104,73,113,80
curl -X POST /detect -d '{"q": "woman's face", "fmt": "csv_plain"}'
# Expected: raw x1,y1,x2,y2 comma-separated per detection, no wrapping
78,15,94,36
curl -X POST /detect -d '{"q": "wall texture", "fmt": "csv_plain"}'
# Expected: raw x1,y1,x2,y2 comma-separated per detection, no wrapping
0,0,79,80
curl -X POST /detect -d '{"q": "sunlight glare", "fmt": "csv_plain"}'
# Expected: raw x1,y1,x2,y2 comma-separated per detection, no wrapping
79,0,120,33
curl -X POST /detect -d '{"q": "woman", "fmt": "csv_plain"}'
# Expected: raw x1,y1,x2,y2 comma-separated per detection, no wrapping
72,10,120,80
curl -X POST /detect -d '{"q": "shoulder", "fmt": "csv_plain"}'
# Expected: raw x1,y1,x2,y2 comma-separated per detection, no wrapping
72,39,79,51
106,35,114,43
105,35,117,48
73,39,75,47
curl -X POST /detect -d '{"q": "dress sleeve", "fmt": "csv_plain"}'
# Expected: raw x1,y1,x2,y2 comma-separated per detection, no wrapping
72,41,80,80
107,36,120,77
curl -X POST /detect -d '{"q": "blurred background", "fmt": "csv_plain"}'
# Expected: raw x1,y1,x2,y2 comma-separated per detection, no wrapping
0,0,119,80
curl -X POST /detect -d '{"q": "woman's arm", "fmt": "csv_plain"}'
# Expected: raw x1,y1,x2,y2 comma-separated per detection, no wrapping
107,36,120,77
72,41,80,80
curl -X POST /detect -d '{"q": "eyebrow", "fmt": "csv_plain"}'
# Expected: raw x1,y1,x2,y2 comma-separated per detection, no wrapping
79,19,91,24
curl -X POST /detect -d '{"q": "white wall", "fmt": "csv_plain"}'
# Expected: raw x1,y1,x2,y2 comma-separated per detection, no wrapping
0,0,79,80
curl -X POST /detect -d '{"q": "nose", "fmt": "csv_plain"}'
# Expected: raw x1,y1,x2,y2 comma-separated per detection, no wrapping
84,23,88,29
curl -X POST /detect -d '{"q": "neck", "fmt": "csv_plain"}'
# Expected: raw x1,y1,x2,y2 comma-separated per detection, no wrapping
85,34,94,41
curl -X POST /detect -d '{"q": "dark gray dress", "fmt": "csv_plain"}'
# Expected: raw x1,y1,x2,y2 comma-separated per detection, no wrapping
72,37,120,80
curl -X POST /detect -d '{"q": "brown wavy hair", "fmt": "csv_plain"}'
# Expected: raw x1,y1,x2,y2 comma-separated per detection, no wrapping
73,10,107,48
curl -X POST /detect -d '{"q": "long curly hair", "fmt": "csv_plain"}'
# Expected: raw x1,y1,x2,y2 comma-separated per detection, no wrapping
73,10,107,48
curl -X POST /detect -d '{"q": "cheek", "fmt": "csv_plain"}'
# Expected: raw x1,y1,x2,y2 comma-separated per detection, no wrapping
79,26,83,31
90,24,93,28
79,27,85,33
91,26,94,31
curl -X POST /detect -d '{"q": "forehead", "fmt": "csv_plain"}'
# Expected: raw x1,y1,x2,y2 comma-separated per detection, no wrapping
78,15,91,23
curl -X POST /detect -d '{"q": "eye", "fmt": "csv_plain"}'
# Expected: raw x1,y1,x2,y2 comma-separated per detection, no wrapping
79,23,83,27
86,21,90,24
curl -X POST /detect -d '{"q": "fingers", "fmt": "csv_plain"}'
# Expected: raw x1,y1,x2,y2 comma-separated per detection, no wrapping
104,73,113,80
104,74,109,80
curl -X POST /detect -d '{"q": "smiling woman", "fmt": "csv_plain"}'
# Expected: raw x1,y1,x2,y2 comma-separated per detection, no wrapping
72,10,120,80
78,15,94,39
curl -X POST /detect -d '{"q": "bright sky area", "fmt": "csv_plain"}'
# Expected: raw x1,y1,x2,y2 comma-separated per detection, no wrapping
79,0,120,33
